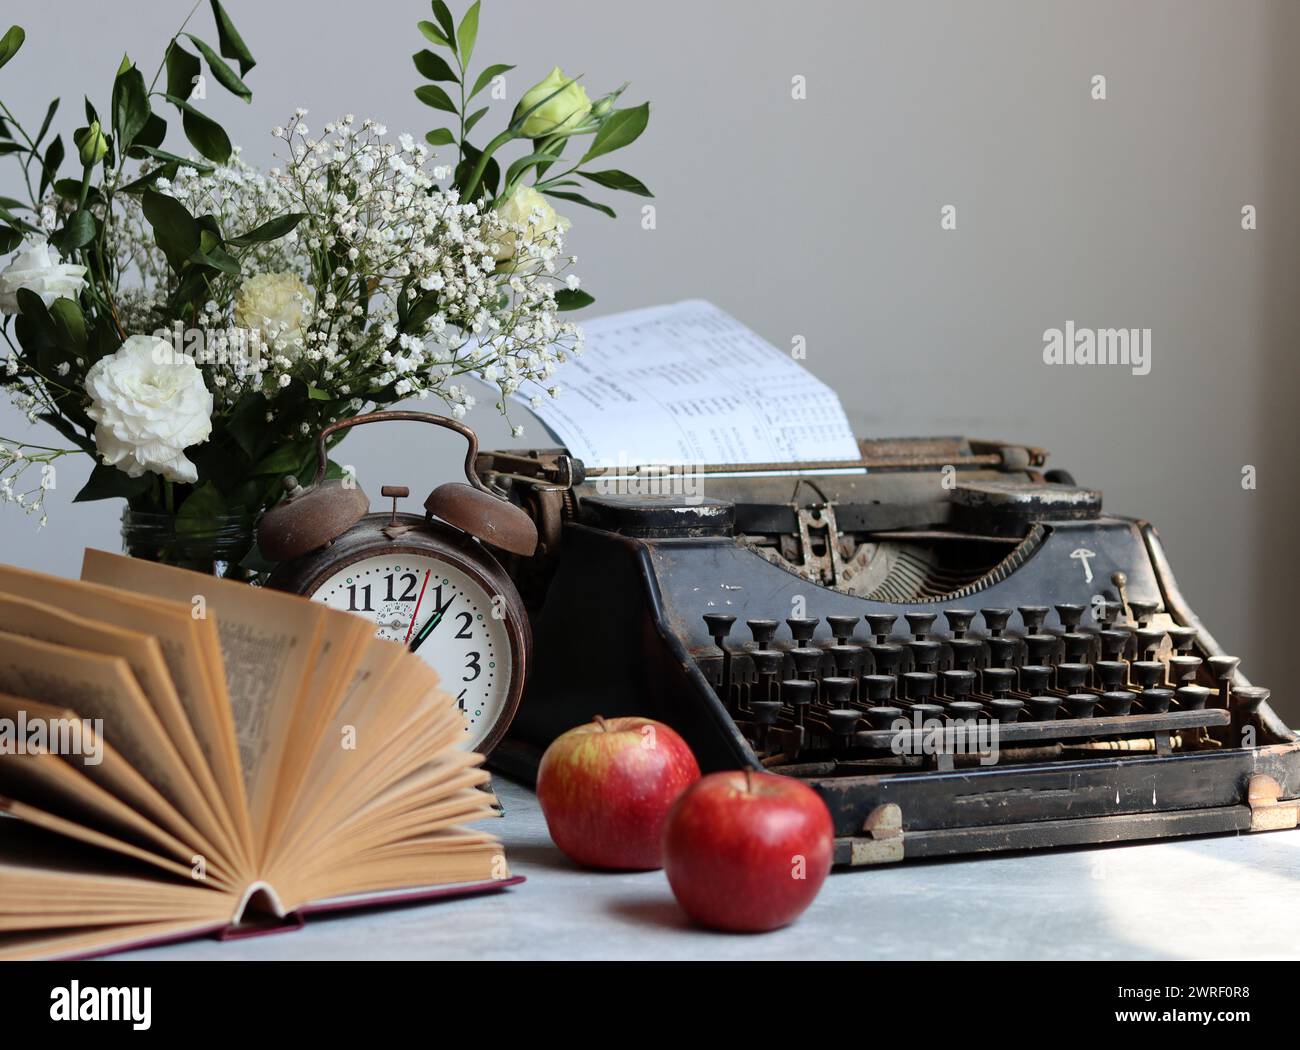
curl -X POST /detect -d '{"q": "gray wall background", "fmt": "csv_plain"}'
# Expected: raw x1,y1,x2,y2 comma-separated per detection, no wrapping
2,1,1297,717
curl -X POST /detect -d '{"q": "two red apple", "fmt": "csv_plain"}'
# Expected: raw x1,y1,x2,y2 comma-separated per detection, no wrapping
537,715,834,931
536,715,700,870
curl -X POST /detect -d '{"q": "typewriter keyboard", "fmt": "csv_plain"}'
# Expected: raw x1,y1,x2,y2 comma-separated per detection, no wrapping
695,604,1271,775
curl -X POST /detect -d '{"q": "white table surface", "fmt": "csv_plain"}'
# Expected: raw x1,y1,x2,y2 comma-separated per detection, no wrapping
106,775,1300,961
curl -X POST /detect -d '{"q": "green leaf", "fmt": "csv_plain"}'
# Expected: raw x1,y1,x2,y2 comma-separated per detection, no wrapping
307,385,331,401
36,412,95,454
48,297,87,351
504,150,561,192
413,49,458,83
165,41,202,102
470,63,513,100
132,111,167,152
111,66,150,152
0,225,20,254
456,1,480,66
580,102,650,164
226,212,305,247
176,480,228,532
184,34,252,101
555,288,594,311
430,1,458,48
463,105,488,135
133,144,212,171
579,168,652,196
38,135,63,198
0,25,24,71
34,98,58,147
164,95,232,163
417,20,450,47
414,84,457,114
425,127,455,147
209,0,256,76
56,209,96,251
225,391,268,457
142,189,201,271
544,189,615,219
252,441,309,476
74,464,152,502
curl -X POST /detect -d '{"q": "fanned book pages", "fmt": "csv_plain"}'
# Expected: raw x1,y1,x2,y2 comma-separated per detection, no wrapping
0,551,516,961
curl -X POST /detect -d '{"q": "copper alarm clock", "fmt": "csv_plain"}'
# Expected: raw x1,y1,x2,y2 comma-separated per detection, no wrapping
257,411,537,755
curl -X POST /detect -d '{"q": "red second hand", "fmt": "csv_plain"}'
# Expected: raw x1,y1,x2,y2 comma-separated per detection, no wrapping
403,569,432,644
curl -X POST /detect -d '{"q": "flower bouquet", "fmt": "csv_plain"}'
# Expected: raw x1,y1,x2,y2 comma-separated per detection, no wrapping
0,0,650,573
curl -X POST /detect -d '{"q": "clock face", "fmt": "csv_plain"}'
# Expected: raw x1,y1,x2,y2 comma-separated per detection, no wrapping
307,552,513,752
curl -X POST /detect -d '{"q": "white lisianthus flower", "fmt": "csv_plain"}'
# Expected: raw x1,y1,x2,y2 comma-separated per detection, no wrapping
233,271,313,354
492,186,570,264
0,238,89,314
85,335,213,484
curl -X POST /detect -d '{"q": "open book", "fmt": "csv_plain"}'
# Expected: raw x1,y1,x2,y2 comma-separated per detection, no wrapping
0,550,514,961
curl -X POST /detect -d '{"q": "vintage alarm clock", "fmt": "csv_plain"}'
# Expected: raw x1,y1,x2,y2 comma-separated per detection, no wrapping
257,410,538,755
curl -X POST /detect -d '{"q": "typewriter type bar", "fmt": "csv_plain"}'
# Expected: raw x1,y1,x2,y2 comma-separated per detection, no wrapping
482,437,1300,866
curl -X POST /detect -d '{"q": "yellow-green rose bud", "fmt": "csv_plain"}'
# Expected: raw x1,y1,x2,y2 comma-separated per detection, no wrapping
590,96,614,119
515,67,592,138
492,185,570,264
74,121,109,166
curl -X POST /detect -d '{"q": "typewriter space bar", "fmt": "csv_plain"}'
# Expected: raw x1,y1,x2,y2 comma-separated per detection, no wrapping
834,806,1253,866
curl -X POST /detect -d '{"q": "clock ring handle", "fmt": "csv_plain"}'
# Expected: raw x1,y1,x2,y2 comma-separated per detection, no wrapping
311,410,488,493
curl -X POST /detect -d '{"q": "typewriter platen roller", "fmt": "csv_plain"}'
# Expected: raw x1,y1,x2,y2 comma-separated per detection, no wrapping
477,437,1300,865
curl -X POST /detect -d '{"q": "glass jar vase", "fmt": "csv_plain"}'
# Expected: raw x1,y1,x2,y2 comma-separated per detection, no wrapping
120,507,258,579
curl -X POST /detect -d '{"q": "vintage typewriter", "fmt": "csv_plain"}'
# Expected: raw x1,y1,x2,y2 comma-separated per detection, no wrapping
476,436,1300,866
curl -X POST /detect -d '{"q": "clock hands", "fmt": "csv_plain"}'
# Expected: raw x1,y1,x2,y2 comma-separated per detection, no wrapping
402,570,433,645
409,591,455,654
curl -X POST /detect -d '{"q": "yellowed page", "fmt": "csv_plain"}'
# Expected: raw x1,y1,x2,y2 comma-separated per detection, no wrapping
80,550,329,854
0,591,246,874
0,563,251,868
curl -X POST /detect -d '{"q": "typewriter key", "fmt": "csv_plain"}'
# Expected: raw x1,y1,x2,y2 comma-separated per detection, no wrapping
826,708,862,746
865,706,903,731
1094,660,1128,690
1139,688,1174,713
982,667,1016,697
703,613,737,645
1135,626,1166,660
1056,663,1091,692
1026,696,1061,721
942,669,977,700
1100,691,1135,716
868,643,903,676
746,618,780,646
988,698,1024,724
905,611,938,639
789,647,823,679
1019,664,1052,694
1232,686,1269,716
1175,685,1212,711
786,617,819,644
1055,603,1086,630
749,700,784,752
1127,600,1159,627
750,650,784,700
1098,628,1131,660
947,637,983,671
986,635,1019,668
946,700,984,723
1166,625,1198,653
1024,633,1058,664
902,671,937,702
1130,661,1165,690
906,639,942,673
1064,694,1098,719
825,614,861,644
944,609,977,638
1097,601,1124,628
981,608,1013,636
821,676,855,708
1061,632,1092,662
909,703,946,724
1168,655,1202,688
828,644,864,679
1018,605,1050,633
862,675,896,704
865,613,898,643
1208,655,1240,706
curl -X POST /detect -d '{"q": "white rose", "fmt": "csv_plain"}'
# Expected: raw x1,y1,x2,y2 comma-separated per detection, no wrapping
85,335,213,484
492,186,570,264
234,271,312,354
0,238,89,314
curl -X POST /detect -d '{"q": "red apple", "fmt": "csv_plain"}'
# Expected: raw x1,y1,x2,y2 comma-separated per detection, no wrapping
663,769,834,932
537,715,700,870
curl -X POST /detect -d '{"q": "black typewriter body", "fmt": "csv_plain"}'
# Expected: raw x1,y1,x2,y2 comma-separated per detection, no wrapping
477,437,1299,866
